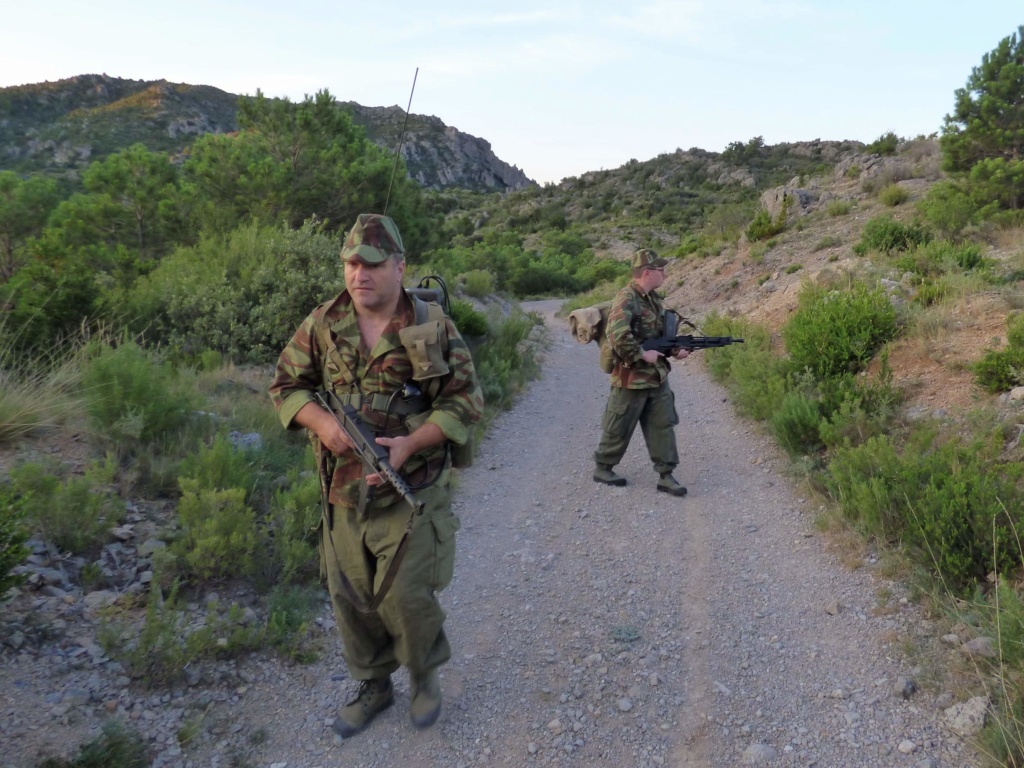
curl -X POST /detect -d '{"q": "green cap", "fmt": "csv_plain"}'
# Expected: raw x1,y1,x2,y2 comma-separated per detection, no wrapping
340,213,405,264
632,248,669,269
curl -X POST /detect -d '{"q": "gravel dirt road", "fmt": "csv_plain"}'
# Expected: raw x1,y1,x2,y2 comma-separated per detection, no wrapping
2,300,983,768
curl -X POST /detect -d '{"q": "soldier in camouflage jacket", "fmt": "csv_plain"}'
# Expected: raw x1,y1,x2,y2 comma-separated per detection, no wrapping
269,214,483,737
593,249,689,496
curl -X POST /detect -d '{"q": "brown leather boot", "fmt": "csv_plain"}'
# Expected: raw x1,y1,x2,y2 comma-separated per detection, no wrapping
333,677,393,738
409,669,442,729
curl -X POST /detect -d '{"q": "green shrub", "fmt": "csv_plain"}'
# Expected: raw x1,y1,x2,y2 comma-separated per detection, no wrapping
917,180,977,240
36,720,149,768
783,282,899,380
878,183,909,206
854,216,931,255
973,346,1024,392
785,264,803,275
770,392,822,457
177,432,258,499
895,240,986,278
826,429,1023,587
826,200,853,216
866,131,900,156
8,456,122,556
265,583,322,661
845,165,862,179
473,307,542,418
460,269,494,298
746,197,789,242
173,484,258,582
811,235,842,252
450,299,488,338
270,469,321,583
82,341,198,449
0,482,30,599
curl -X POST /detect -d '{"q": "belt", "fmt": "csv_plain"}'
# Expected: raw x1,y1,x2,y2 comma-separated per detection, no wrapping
329,391,429,417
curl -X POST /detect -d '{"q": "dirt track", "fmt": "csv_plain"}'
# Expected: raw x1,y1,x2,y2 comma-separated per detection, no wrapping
2,300,981,768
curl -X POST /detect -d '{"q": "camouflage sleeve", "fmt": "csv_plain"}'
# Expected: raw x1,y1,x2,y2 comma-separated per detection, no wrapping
607,288,643,365
426,317,484,445
268,312,324,430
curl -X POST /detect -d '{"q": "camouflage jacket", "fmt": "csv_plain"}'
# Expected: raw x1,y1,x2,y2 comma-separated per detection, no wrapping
607,281,670,389
269,289,483,509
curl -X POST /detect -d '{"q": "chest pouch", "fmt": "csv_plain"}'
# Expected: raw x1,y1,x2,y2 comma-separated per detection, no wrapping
399,320,450,381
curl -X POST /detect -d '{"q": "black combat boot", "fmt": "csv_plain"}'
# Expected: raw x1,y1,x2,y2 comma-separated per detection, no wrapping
333,677,394,738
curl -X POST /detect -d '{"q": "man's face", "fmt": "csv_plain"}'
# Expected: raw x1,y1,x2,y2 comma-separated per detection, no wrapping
643,265,666,289
344,256,406,314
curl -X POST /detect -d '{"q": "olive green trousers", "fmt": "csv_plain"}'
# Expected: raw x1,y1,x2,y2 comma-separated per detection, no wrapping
594,381,680,475
321,472,460,681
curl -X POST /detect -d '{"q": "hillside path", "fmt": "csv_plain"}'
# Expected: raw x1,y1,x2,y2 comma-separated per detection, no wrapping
192,298,975,768
3,298,978,768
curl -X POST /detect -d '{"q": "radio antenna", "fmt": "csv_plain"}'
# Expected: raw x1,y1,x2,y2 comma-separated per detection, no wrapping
383,67,419,216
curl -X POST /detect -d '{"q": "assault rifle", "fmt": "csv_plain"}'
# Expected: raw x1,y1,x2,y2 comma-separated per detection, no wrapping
641,311,744,355
314,391,424,515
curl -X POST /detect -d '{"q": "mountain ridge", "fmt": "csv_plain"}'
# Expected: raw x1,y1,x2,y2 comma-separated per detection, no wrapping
0,74,535,193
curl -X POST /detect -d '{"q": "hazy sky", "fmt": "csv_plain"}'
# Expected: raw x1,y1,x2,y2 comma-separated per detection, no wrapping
1,1,1020,184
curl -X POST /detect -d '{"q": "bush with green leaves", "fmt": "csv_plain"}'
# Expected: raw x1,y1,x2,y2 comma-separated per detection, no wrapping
826,428,1023,588
974,313,1024,392
866,131,900,156
0,481,30,599
7,456,122,556
473,307,542,417
36,720,149,768
450,299,489,338
853,215,931,255
172,483,258,582
270,470,322,584
82,340,198,449
916,180,977,240
460,269,495,298
826,200,853,217
123,221,344,363
877,183,909,207
770,391,823,457
782,282,898,380
894,239,986,280
745,197,789,242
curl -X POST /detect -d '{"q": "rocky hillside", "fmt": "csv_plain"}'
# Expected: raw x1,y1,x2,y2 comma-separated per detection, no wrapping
0,74,534,192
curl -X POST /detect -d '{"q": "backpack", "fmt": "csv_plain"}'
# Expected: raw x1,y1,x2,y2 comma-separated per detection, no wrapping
567,298,637,374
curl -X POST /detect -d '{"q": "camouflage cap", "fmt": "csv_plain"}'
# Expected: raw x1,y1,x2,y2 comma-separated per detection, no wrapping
340,213,405,264
632,248,669,270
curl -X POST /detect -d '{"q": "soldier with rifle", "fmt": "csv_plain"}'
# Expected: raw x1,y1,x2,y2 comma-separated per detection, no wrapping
269,213,483,738
593,248,691,496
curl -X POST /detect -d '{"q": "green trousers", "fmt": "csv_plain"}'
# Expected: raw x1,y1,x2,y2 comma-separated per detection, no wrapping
594,381,679,474
321,471,460,681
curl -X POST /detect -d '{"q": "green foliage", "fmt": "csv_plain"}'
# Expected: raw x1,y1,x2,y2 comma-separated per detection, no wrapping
177,432,258,500
866,131,900,156
36,720,149,768
460,269,494,298
770,391,822,457
877,183,909,207
826,200,853,216
826,429,1023,588
81,340,198,449
122,221,343,363
0,170,59,280
973,313,1024,392
785,263,803,274
265,583,322,661
854,215,931,255
0,480,30,598
811,235,842,252
449,299,488,338
173,484,258,582
894,239,986,278
7,456,122,556
941,25,1024,211
782,282,898,380
745,196,789,242
916,180,977,240
473,307,543,418
269,470,321,584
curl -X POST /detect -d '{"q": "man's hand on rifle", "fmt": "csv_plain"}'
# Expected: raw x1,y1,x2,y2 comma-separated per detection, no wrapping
296,401,357,455
671,348,690,360
641,349,663,365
